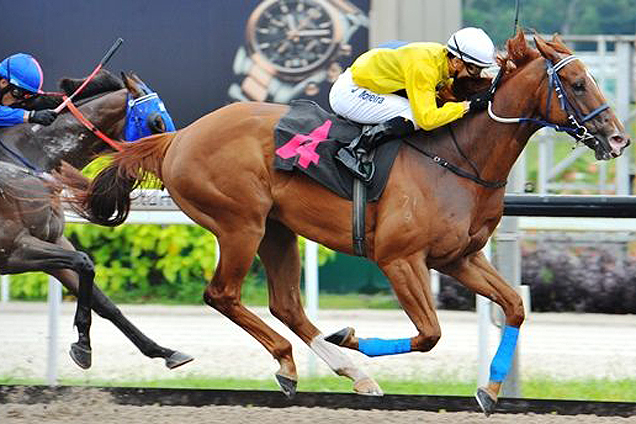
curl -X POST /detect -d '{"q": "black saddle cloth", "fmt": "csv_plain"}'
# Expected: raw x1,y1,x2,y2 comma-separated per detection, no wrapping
274,100,401,201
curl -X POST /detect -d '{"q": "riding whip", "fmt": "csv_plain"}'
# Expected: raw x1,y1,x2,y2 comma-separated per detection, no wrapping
32,37,124,132
488,0,522,96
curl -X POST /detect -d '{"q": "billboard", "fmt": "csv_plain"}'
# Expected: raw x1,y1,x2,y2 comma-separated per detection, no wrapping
0,0,370,128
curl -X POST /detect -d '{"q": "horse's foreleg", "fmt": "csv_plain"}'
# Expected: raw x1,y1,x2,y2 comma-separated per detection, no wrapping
5,234,94,369
328,252,441,358
203,228,300,398
49,238,193,369
257,219,382,396
440,250,525,416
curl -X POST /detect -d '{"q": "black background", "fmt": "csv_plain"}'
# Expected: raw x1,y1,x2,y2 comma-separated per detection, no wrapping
1,0,370,128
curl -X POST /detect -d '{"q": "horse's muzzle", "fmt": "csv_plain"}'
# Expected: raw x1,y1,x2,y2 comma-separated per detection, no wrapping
608,132,630,158
591,131,630,160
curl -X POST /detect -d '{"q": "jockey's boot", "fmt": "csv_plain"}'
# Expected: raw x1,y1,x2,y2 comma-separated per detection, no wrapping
336,117,416,182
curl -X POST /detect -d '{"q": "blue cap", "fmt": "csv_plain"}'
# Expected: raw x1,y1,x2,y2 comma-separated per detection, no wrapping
0,53,44,93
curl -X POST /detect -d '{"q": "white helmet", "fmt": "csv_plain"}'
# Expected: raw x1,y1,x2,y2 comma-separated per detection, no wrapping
446,27,496,67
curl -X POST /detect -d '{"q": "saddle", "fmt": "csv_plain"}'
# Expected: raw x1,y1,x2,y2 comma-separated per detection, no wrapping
274,100,402,202
275,100,405,257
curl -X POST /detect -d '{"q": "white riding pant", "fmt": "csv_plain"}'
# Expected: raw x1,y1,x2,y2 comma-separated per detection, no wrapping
329,68,418,129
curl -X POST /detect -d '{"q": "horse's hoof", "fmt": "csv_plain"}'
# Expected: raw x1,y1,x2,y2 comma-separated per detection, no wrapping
325,327,355,346
353,377,383,396
275,374,297,399
475,387,497,417
69,343,92,370
165,351,194,369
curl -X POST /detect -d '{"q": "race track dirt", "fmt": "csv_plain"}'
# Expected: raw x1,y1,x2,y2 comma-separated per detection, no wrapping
1,387,635,424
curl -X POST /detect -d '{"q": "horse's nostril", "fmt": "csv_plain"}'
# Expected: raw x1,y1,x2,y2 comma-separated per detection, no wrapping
610,134,627,147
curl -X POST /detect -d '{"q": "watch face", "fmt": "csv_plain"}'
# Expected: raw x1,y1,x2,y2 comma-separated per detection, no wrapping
246,0,344,78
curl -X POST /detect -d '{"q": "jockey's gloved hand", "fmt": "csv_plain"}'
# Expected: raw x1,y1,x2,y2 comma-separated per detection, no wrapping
468,90,493,113
28,109,58,126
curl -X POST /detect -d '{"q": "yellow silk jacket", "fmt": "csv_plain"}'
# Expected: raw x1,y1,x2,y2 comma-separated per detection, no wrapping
350,42,467,131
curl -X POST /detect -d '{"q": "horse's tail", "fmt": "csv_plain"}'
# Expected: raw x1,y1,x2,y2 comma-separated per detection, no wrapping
70,132,175,226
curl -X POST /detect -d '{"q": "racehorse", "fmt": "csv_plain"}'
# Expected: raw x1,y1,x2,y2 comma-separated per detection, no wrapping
70,32,629,414
1,70,169,172
0,70,192,371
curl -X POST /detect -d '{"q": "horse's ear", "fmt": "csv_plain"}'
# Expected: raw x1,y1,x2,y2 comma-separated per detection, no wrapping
551,33,565,45
505,29,529,65
121,71,143,97
130,72,143,85
534,34,561,63
512,28,526,46
120,71,130,87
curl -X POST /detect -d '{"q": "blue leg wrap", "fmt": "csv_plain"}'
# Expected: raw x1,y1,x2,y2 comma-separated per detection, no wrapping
489,325,520,382
358,337,411,357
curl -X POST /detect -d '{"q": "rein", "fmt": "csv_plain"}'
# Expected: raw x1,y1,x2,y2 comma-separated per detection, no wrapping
405,127,507,189
65,97,124,152
0,92,126,174
0,97,124,175
487,55,609,143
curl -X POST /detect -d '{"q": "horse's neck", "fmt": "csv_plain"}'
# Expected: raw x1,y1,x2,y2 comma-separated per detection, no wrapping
6,89,126,171
439,60,547,185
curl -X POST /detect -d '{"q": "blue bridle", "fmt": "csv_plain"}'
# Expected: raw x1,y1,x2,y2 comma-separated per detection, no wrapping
489,55,609,143
124,81,176,141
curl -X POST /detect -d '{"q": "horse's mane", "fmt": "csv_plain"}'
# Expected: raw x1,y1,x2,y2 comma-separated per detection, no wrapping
497,29,573,78
24,69,124,110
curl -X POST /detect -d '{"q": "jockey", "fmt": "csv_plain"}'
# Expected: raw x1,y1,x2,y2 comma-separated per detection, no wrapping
329,27,496,180
0,53,58,127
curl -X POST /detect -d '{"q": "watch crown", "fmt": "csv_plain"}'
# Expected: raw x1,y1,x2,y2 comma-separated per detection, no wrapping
339,44,352,56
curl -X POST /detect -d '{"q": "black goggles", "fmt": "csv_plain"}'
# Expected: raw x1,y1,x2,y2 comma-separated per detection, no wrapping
464,62,485,77
9,85,37,100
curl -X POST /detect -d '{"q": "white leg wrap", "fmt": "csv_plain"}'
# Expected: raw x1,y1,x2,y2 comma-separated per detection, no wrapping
309,333,369,382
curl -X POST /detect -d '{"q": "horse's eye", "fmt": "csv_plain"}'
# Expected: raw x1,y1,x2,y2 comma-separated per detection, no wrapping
572,80,586,93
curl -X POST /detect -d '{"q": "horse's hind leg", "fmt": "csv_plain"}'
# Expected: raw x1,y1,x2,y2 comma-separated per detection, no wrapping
4,234,95,369
48,237,193,369
440,250,525,416
203,228,300,397
327,251,441,358
257,219,382,396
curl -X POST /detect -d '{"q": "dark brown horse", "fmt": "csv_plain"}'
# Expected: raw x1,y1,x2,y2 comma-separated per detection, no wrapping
0,70,192,371
72,32,629,414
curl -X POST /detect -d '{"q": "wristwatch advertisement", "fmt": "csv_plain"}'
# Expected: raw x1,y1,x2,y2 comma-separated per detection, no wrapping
228,0,369,104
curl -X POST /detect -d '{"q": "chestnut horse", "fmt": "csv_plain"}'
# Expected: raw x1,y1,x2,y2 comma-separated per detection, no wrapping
72,32,629,414
0,70,192,371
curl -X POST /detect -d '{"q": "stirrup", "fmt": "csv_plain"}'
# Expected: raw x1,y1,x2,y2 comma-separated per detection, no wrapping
335,147,358,169
335,147,375,183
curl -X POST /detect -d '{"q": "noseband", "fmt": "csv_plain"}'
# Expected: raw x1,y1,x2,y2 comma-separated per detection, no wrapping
488,55,609,144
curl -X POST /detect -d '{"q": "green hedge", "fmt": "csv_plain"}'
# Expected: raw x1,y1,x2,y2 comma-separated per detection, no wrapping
9,223,335,303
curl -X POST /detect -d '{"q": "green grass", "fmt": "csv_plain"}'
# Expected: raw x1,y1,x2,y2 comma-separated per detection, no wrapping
3,375,636,402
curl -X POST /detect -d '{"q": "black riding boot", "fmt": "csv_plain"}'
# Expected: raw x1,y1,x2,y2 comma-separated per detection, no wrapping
335,117,416,182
